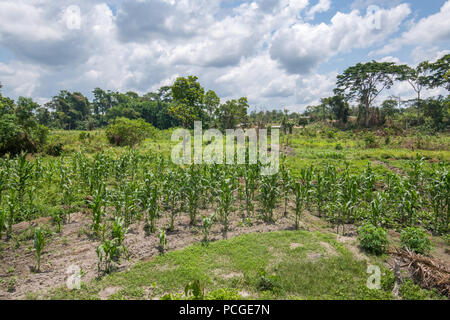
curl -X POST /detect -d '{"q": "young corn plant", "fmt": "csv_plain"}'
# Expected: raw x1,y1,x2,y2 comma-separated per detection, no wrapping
158,229,168,254
0,209,5,239
33,227,45,272
201,214,215,245
292,180,306,230
164,172,182,231
96,217,128,274
140,175,159,234
243,164,258,218
279,157,292,217
184,165,201,225
89,186,106,236
259,173,280,223
5,189,18,241
428,167,449,235
217,179,235,239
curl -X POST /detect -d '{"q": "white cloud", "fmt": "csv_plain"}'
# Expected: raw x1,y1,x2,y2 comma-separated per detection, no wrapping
375,0,450,55
306,0,331,20
270,3,411,74
0,0,445,113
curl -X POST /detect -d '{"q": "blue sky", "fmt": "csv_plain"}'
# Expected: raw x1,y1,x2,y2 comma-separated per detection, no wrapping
0,0,448,112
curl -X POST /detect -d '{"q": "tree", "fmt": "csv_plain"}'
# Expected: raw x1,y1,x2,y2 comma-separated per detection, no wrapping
381,99,399,118
334,61,401,127
169,76,205,129
397,63,430,119
422,96,449,130
46,91,92,130
204,90,220,124
0,92,48,155
215,97,249,130
426,54,450,91
321,95,350,124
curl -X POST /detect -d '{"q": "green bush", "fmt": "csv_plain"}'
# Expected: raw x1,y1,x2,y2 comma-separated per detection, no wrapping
363,133,378,148
44,141,64,156
105,117,156,146
0,95,48,155
357,223,389,255
400,227,432,255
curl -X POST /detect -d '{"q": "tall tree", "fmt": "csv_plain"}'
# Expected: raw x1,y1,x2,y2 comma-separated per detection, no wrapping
426,54,450,91
397,62,430,119
215,97,249,130
334,61,400,127
169,76,205,129
322,95,350,124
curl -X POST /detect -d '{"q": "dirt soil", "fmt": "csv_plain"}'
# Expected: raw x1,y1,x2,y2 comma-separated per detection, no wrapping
0,203,311,299
2,200,447,300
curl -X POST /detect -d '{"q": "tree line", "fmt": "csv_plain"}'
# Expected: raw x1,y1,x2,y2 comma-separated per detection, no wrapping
0,54,448,155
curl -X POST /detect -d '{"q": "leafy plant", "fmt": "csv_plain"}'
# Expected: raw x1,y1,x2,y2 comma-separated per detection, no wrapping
357,223,389,255
400,227,432,255
184,279,205,300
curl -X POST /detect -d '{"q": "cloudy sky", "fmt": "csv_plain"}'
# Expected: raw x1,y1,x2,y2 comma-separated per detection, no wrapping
0,0,449,112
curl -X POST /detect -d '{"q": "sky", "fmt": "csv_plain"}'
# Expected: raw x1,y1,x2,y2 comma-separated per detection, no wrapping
0,0,449,112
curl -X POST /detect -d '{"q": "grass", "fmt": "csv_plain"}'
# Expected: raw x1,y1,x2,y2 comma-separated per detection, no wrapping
48,230,398,300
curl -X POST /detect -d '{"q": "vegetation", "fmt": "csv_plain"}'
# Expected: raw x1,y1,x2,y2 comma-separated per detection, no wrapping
400,227,432,255
0,53,448,300
357,224,389,255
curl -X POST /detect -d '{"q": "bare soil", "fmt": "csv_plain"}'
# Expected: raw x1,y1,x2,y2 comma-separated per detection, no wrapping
0,205,299,299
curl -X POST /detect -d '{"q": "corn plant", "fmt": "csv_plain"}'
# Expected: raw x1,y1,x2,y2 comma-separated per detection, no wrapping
164,170,182,231
243,164,258,218
96,218,128,274
259,173,280,223
279,157,292,217
5,189,17,240
140,174,159,234
0,209,5,239
158,228,168,253
111,217,128,254
89,186,105,236
299,166,313,210
33,227,45,272
201,214,215,245
428,167,449,234
184,165,201,225
217,178,235,238
292,180,306,230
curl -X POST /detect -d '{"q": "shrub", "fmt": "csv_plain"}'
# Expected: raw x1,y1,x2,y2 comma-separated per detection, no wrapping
106,117,156,146
44,141,64,156
335,143,343,150
363,132,378,148
400,227,432,255
357,223,389,255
